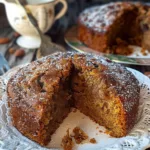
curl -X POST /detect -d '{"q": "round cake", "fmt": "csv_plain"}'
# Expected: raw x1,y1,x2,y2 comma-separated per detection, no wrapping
7,52,140,146
78,2,150,54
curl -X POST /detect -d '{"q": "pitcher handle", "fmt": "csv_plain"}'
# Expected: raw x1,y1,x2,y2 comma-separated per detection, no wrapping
54,0,67,21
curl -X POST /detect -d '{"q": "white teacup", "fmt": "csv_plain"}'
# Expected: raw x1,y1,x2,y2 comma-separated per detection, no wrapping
0,0,67,49
26,0,68,33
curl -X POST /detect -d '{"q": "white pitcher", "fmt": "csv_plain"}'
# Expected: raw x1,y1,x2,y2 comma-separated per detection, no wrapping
0,0,68,49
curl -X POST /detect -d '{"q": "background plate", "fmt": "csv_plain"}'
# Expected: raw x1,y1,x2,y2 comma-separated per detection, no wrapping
65,26,150,66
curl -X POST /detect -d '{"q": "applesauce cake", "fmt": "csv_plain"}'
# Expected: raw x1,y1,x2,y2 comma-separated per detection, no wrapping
7,52,140,146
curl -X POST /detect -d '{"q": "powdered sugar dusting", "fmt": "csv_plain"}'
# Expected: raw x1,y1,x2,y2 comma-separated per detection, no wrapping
79,2,134,33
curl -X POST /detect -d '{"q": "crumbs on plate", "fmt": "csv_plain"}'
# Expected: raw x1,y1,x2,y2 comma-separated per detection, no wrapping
90,138,97,144
61,129,74,150
61,127,97,150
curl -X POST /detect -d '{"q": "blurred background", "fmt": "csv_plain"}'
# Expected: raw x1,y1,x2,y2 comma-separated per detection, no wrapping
49,0,150,45
0,0,149,45
0,0,150,74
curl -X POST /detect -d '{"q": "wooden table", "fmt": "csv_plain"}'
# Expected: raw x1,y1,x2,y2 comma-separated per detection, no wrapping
0,28,37,68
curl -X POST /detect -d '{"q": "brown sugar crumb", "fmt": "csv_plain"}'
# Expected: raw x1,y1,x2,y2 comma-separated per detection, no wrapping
90,138,97,144
73,127,88,144
61,129,74,150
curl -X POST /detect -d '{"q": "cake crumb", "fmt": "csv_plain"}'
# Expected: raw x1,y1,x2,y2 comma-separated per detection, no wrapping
96,127,99,129
61,129,74,150
73,127,88,144
141,47,148,56
104,130,110,135
114,38,133,55
71,107,77,113
114,45,133,55
90,138,97,144
99,130,103,133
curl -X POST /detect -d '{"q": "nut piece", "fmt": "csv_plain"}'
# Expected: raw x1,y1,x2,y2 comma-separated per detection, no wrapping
9,48,16,54
0,38,10,44
13,32,20,38
90,138,97,144
14,49,25,57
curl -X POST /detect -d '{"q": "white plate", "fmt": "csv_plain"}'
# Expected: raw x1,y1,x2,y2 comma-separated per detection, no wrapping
0,66,150,150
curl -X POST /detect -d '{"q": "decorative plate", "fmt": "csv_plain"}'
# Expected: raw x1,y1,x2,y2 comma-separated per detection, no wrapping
65,26,150,66
0,66,150,150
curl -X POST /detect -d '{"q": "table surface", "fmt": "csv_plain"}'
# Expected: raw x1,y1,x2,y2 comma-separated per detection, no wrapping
0,28,36,68
0,27,150,77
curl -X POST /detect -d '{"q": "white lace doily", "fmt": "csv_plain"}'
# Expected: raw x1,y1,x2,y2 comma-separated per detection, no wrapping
0,67,150,150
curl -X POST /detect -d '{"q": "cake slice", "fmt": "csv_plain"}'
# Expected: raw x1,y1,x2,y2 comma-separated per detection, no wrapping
72,54,139,137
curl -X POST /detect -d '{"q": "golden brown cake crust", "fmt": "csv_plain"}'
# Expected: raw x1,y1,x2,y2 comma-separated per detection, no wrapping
7,52,140,146
7,53,73,145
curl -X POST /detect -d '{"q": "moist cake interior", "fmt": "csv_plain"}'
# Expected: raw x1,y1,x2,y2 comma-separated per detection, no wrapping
106,7,145,54
71,63,126,137
32,61,73,145
108,9,139,47
36,71,72,145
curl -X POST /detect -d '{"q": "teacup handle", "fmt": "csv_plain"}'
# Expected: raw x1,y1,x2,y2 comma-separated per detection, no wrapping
54,0,67,21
